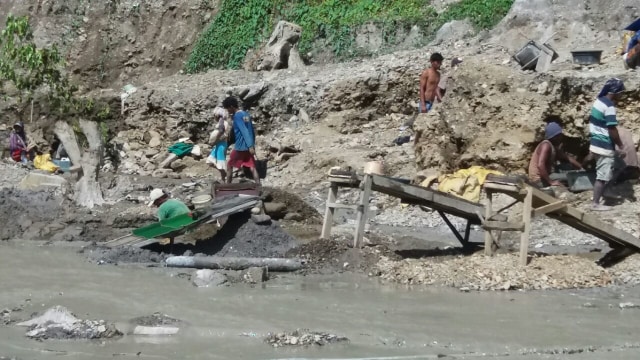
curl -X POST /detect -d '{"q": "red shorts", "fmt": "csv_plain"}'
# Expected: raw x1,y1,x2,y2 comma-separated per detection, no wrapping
11,149,22,162
228,150,256,169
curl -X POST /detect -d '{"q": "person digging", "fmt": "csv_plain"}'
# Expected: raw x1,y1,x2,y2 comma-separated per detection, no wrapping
148,188,190,250
528,121,582,188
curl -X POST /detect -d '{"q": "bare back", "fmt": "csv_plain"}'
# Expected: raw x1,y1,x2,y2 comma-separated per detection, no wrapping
420,67,440,104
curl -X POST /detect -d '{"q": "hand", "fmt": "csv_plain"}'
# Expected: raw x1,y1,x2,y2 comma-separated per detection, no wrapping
249,147,255,155
616,150,626,159
550,180,564,187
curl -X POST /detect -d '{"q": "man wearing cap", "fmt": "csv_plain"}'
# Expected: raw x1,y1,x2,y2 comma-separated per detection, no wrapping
528,121,583,188
148,188,190,221
589,78,626,211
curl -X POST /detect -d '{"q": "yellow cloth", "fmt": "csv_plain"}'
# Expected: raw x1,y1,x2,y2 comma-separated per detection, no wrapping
620,31,634,55
420,166,503,203
34,153,59,173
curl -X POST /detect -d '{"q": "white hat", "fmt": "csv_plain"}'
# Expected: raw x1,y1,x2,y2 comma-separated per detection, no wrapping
148,188,165,207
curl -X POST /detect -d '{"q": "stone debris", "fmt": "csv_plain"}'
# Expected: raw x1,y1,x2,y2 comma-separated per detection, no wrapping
376,254,640,291
264,329,349,347
618,302,640,309
191,269,227,287
17,306,122,340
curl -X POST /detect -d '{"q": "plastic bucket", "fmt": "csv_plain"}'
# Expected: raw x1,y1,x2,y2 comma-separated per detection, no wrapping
192,194,212,209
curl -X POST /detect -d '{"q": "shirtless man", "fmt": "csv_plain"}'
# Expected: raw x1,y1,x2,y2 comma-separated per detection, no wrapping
419,52,444,113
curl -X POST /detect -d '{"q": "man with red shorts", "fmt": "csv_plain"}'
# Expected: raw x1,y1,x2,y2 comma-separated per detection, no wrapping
223,96,260,184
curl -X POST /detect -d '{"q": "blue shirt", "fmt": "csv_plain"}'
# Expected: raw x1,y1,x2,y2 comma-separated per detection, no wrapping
627,31,640,52
232,110,255,151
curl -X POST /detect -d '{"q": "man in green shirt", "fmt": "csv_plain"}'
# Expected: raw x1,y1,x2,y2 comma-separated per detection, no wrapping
148,188,191,221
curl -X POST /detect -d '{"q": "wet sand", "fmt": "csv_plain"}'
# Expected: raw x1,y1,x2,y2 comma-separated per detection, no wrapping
1,242,640,359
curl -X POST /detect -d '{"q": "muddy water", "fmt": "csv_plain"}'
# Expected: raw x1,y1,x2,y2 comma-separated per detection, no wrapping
2,243,640,360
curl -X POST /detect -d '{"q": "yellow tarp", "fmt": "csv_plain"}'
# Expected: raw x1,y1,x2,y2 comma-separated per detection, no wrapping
34,153,59,173
420,166,503,203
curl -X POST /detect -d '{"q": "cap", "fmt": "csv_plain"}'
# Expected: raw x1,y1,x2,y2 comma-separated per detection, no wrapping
148,188,165,207
545,122,563,140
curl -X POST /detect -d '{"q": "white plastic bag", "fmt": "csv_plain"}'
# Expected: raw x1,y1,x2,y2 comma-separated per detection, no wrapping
191,145,201,157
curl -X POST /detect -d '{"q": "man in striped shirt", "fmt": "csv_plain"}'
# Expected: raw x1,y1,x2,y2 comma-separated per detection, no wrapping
589,78,625,211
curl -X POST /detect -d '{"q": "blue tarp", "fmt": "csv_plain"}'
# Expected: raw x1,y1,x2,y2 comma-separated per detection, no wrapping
624,18,640,31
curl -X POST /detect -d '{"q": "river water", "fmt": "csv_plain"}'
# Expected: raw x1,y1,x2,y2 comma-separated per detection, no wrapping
1,242,640,359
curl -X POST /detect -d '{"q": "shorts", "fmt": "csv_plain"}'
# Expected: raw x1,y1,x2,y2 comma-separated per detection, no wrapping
595,154,615,182
206,141,227,170
228,150,256,169
418,100,433,113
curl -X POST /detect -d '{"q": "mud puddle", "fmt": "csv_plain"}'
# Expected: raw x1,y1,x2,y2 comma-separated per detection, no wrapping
2,242,640,360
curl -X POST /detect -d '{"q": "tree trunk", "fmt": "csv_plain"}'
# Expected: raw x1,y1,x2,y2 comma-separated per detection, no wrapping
53,120,105,208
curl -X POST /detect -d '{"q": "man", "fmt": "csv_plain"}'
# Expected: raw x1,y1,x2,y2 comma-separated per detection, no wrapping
528,121,582,187
148,188,190,221
623,30,640,69
206,106,230,181
222,96,260,184
589,78,625,211
418,52,444,113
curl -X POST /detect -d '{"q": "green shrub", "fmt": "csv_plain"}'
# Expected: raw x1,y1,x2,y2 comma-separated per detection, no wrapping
185,0,514,73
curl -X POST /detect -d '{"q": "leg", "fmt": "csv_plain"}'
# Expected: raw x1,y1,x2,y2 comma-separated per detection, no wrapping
592,155,614,209
250,166,260,185
519,188,533,266
321,183,338,239
226,164,233,183
218,169,227,182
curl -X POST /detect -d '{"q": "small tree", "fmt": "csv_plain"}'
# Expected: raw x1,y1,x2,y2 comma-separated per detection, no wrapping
0,15,78,115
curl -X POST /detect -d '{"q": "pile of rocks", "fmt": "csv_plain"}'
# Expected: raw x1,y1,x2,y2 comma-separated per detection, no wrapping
17,306,122,340
264,329,349,347
376,253,640,291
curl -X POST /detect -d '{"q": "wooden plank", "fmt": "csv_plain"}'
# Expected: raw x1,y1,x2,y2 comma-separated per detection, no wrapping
533,200,566,217
484,190,494,255
321,184,338,239
326,202,358,210
483,221,525,232
353,175,373,248
369,174,482,219
520,187,533,266
437,210,466,246
535,44,554,73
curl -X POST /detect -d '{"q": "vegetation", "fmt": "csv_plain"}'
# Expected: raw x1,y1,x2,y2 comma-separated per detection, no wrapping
0,15,112,126
186,0,514,73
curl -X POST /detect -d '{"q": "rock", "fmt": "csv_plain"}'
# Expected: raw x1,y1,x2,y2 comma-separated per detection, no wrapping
264,329,349,347
283,212,304,221
133,325,180,335
299,108,310,123
145,148,160,157
170,159,187,172
191,269,227,287
242,267,268,284
619,302,640,309
433,20,474,45
252,214,272,225
17,306,122,340
149,136,161,148
263,202,287,219
255,21,303,71
144,162,157,172
152,169,173,178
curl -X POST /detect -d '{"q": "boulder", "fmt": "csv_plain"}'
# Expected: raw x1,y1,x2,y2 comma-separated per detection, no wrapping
256,21,304,71
263,202,287,219
242,267,268,284
191,269,227,287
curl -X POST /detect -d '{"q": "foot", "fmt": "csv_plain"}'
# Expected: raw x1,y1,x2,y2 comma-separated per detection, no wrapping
591,203,612,211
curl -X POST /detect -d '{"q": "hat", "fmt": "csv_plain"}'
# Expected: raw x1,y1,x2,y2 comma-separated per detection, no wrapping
13,123,22,128
545,122,563,140
597,78,625,98
148,188,165,207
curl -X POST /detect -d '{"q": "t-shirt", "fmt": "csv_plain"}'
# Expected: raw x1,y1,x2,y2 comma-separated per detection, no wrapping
617,127,639,168
232,110,255,151
589,97,618,157
157,199,190,221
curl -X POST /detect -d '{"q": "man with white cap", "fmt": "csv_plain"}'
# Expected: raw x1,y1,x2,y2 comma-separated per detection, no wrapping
528,121,582,188
148,188,190,222
589,78,625,211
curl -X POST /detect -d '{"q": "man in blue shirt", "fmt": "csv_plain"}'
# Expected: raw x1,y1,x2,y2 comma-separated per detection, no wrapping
624,30,640,69
222,96,260,184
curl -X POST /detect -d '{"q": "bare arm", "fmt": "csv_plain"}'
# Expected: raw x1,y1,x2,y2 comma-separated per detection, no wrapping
419,71,428,112
557,149,583,170
608,126,624,149
435,87,443,102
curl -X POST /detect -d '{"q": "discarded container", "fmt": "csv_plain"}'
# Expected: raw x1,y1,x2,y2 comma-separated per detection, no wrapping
53,157,71,173
364,161,384,175
192,194,212,209
566,170,596,192
571,50,603,65
513,41,559,70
